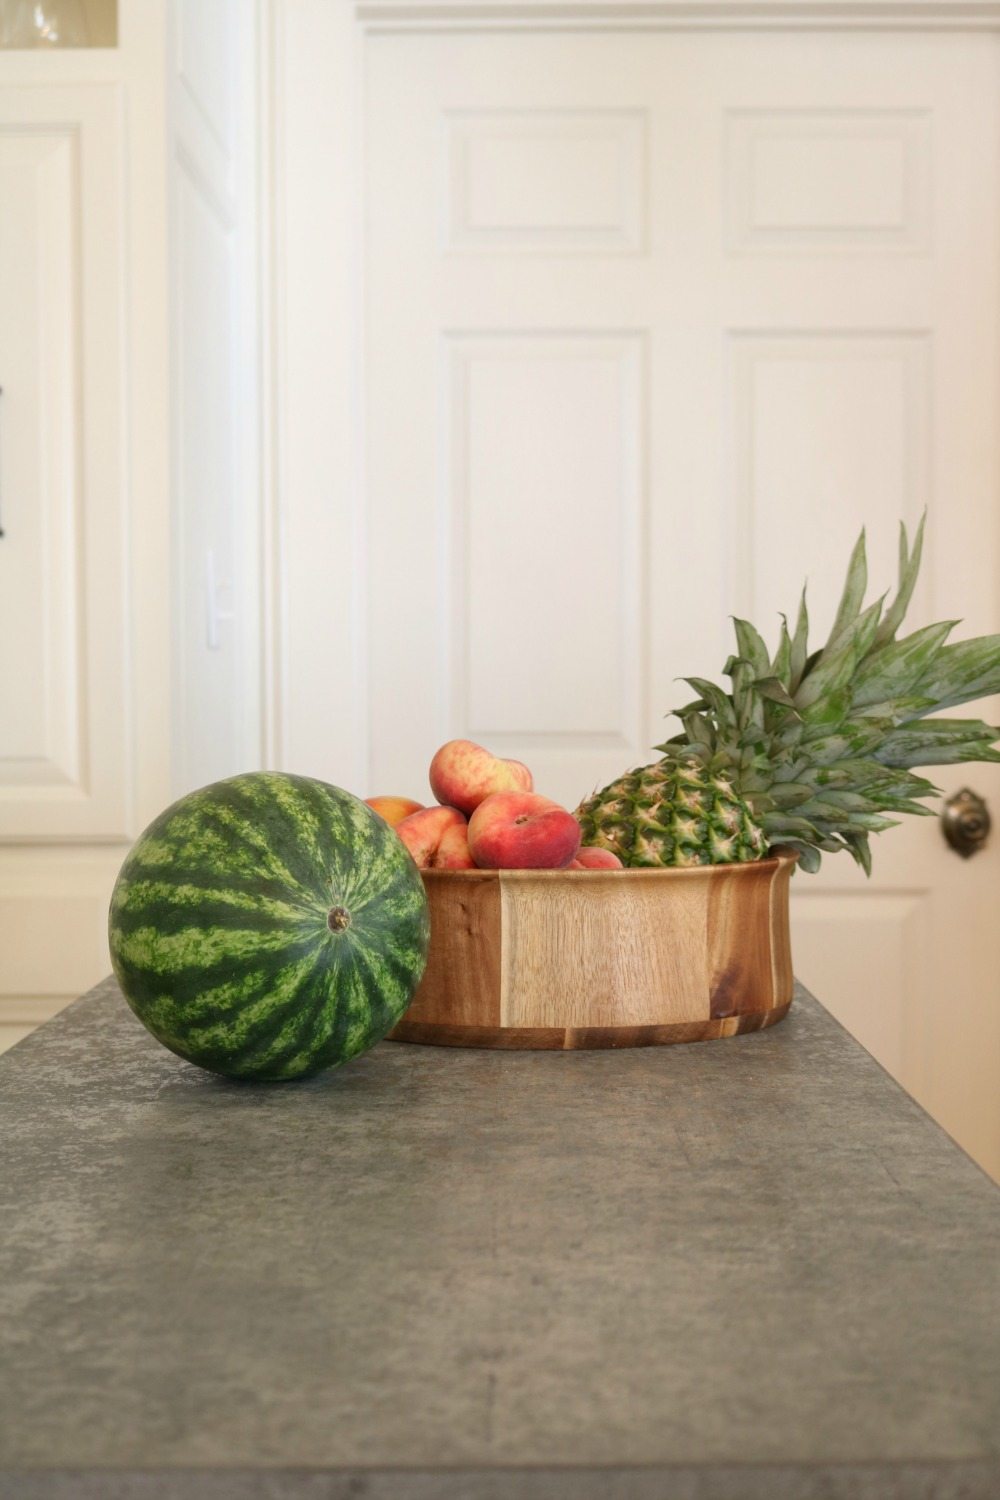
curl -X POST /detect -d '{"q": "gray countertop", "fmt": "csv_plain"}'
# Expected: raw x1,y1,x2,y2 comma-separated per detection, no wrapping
1,976,998,1500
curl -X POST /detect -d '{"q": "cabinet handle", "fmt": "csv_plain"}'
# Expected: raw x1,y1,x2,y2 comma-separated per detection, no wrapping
0,386,4,537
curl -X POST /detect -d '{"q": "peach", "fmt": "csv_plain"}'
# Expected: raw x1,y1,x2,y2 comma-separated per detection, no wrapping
434,822,476,870
395,805,472,869
429,739,533,817
365,795,424,828
468,791,581,871
570,847,624,870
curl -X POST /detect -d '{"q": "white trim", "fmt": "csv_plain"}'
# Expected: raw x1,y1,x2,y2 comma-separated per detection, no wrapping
237,0,267,775
266,0,370,787
258,0,285,770
356,1,1000,30
166,0,266,795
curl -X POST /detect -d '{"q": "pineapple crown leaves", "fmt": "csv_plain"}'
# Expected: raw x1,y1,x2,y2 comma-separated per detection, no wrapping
658,516,1000,873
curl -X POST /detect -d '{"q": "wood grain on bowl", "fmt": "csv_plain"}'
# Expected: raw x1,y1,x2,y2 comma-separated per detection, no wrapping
389,853,796,1049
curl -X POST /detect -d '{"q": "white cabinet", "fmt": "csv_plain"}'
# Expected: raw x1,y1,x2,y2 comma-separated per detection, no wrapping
0,75,136,1049
0,83,129,841
0,9,172,1047
0,1,263,1052
0,64,145,1050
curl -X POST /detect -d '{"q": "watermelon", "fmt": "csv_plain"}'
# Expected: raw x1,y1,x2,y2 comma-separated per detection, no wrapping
108,772,429,1080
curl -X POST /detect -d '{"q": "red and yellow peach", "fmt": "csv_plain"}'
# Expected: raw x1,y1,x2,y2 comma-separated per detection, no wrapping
429,739,533,817
395,805,475,870
365,795,424,828
468,791,581,871
568,847,623,870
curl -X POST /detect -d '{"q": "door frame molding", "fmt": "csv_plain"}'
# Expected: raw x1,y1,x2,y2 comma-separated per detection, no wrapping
261,0,370,787
355,0,1000,30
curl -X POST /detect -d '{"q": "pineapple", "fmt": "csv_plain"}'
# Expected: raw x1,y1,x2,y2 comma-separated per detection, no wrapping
576,518,1000,873
577,757,767,867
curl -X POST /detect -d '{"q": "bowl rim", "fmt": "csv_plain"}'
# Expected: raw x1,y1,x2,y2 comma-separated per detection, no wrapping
419,849,799,879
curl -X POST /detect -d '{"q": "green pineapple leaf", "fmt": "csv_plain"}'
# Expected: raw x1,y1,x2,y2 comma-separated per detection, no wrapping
762,782,817,810
862,623,956,685
761,814,828,840
875,797,937,818
771,615,793,687
795,597,885,717
754,676,799,709
724,655,764,726
680,710,715,750
842,831,873,876
873,718,1000,768
799,723,891,761
770,839,822,873
850,619,958,709
732,619,772,678
851,694,937,723
681,677,738,731
826,528,868,648
874,512,926,647
918,636,1000,714
789,588,810,691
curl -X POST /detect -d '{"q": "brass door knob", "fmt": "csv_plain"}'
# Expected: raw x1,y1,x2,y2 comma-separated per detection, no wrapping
941,788,991,858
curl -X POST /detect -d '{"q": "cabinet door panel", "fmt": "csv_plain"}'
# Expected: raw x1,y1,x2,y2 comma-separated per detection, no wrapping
0,85,128,839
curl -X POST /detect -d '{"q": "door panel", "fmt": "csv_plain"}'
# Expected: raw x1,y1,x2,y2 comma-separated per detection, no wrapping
0,84,130,1048
365,30,1000,1175
0,86,128,839
449,333,643,753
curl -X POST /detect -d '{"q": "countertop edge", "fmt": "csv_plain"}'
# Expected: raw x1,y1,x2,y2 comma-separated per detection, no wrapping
2,1458,1000,1500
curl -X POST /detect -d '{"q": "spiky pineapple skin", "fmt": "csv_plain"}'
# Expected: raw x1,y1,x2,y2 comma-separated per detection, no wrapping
576,754,768,868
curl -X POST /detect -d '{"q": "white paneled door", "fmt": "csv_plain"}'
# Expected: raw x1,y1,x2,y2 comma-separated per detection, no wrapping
360,29,1000,1175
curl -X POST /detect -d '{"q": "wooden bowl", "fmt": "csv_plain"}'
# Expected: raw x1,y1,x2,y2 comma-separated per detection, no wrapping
388,851,797,1049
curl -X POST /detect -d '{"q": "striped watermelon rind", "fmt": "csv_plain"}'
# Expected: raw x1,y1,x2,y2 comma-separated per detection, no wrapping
108,773,429,1080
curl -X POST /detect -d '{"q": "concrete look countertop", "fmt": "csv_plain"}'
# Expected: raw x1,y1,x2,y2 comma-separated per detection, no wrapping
1,977,999,1500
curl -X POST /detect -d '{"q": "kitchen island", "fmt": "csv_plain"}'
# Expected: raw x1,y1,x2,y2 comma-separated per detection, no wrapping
1,976,998,1499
